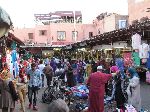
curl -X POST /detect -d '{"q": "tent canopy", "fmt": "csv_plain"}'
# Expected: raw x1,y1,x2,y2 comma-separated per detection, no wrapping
0,6,12,27
0,7,13,38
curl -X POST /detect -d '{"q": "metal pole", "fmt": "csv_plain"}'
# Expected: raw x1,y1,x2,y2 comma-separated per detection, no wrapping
74,11,76,42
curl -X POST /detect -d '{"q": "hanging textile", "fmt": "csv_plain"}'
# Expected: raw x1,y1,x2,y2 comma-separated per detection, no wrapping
11,41,17,50
13,61,19,78
146,52,150,69
115,58,124,70
115,58,125,78
139,43,149,59
146,71,150,84
11,50,17,64
132,52,140,66
123,53,133,67
131,33,141,50
115,49,121,57
2,56,6,63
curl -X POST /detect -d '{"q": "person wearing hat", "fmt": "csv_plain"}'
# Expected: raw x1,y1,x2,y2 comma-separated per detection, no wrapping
27,63,42,111
87,65,112,112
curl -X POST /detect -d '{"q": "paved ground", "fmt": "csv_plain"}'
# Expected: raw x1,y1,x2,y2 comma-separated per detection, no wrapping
0,82,150,112
15,88,49,112
141,82,150,111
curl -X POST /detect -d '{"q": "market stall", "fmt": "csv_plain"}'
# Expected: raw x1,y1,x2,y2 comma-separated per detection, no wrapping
63,19,150,83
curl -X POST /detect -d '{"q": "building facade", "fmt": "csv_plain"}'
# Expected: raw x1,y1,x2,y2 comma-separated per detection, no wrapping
13,23,96,47
128,0,150,24
93,13,128,34
13,11,97,47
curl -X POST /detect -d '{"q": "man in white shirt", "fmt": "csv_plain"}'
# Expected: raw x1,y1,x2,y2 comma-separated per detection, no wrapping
38,60,45,87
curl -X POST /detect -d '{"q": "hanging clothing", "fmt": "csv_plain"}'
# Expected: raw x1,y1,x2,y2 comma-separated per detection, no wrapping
115,58,124,70
146,52,150,69
9,63,13,79
115,58,125,78
123,53,133,67
2,56,6,63
132,52,140,66
87,71,112,112
139,43,149,59
14,61,19,78
146,71,150,84
131,33,141,50
11,50,17,64
11,42,17,50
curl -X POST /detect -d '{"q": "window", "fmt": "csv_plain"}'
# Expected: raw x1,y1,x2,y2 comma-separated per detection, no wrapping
28,33,34,39
118,20,127,29
89,32,93,38
57,31,66,41
72,31,78,41
39,30,47,36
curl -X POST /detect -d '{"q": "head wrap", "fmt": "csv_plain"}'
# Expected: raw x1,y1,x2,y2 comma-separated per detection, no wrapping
128,67,139,78
97,66,103,70
110,66,119,73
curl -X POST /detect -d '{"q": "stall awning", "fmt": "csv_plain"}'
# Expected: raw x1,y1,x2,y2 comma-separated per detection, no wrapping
0,7,13,38
0,6,12,27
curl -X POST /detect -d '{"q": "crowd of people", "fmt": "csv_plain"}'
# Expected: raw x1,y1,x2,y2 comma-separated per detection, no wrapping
0,56,142,112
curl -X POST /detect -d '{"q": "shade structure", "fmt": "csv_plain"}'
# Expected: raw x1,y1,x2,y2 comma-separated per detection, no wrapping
0,6,12,38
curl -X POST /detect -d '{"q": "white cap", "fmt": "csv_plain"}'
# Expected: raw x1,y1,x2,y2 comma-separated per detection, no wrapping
97,66,103,70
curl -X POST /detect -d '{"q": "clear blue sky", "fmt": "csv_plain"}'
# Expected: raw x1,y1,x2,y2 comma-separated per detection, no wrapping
0,0,128,28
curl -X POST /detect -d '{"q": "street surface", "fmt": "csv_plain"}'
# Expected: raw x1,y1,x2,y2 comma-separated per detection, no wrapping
0,82,150,112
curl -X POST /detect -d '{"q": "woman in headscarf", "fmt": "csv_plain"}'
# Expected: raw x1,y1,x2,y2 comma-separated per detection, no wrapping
0,63,18,112
126,67,141,111
110,66,127,111
66,63,74,87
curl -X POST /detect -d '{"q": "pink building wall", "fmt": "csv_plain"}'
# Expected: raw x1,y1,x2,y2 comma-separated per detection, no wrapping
12,23,97,46
128,0,150,24
93,14,128,34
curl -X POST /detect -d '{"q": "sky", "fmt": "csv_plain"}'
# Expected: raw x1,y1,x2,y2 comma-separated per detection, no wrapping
0,0,128,28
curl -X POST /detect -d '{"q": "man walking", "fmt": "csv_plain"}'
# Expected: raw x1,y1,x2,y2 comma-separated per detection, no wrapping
43,63,53,87
87,66,112,112
27,63,41,111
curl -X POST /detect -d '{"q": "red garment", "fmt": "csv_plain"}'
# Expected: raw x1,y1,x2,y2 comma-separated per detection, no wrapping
2,56,6,63
87,72,112,112
19,74,26,83
23,60,28,67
